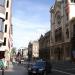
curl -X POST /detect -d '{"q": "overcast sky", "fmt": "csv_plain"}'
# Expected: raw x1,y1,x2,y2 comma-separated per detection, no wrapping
12,0,55,49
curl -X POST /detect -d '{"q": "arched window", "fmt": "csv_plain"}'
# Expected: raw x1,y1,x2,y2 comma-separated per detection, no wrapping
56,11,61,25
66,28,69,38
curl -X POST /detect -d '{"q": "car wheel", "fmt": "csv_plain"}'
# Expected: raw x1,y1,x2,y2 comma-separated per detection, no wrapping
28,72,32,75
43,71,46,75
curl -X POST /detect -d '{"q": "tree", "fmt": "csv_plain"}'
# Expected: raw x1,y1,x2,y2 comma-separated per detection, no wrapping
10,47,16,61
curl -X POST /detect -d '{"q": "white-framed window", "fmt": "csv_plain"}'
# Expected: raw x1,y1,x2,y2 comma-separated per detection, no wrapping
0,0,5,6
0,18,4,32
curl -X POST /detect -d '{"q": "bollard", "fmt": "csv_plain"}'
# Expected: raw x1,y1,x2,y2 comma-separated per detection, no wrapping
2,68,4,75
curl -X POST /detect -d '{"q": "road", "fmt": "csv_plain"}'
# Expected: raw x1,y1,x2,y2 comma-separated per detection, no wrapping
0,62,27,75
0,61,75,75
51,61,75,75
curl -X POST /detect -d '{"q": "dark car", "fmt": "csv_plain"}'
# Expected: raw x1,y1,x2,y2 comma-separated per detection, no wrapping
28,59,52,75
27,61,35,75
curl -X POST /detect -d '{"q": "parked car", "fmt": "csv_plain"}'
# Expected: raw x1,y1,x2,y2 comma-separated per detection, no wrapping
28,59,52,75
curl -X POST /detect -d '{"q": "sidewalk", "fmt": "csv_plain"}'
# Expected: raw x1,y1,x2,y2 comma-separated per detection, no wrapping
3,62,26,75
5,62,14,72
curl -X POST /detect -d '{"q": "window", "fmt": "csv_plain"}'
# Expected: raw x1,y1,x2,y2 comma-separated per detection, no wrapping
0,0,5,6
57,15,61,24
3,38,6,46
55,28,62,42
56,11,61,25
71,0,75,3
0,18,4,32
5,24,7,32
73,25,75,36
6,12,8,20
66,28,69,38
66,12,69,21
7,0,9,8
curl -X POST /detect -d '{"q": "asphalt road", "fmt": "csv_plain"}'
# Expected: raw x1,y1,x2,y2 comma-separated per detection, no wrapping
51,62,75,75
25,61,75,75
0,63,27,75
0,61,75,75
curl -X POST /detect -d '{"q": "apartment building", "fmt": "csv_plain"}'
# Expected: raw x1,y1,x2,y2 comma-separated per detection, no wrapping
32,41,39,59
0,0,13,62
50,0,75,62
28,41,39,61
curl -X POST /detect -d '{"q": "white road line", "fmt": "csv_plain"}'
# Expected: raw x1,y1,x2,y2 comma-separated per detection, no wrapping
52,69,75,75
54,66,75,70
66,68,75,70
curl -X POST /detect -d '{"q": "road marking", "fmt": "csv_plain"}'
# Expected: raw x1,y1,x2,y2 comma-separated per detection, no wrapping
54,66,75,70
52,69,75,75
66,68,75,70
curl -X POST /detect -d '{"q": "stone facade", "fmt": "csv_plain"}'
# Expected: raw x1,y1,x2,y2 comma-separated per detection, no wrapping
50,0,75,62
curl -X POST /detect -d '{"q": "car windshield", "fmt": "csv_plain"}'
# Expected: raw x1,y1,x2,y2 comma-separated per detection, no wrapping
34,61,45,67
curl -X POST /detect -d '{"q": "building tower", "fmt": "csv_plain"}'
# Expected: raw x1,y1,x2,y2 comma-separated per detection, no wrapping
0,0,13,61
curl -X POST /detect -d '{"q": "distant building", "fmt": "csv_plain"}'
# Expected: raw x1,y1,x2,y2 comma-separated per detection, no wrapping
28,41,39,61
18,47,28,60
39,31,50,60
22,48,28,60
32,41,39,58
28,42,32,61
